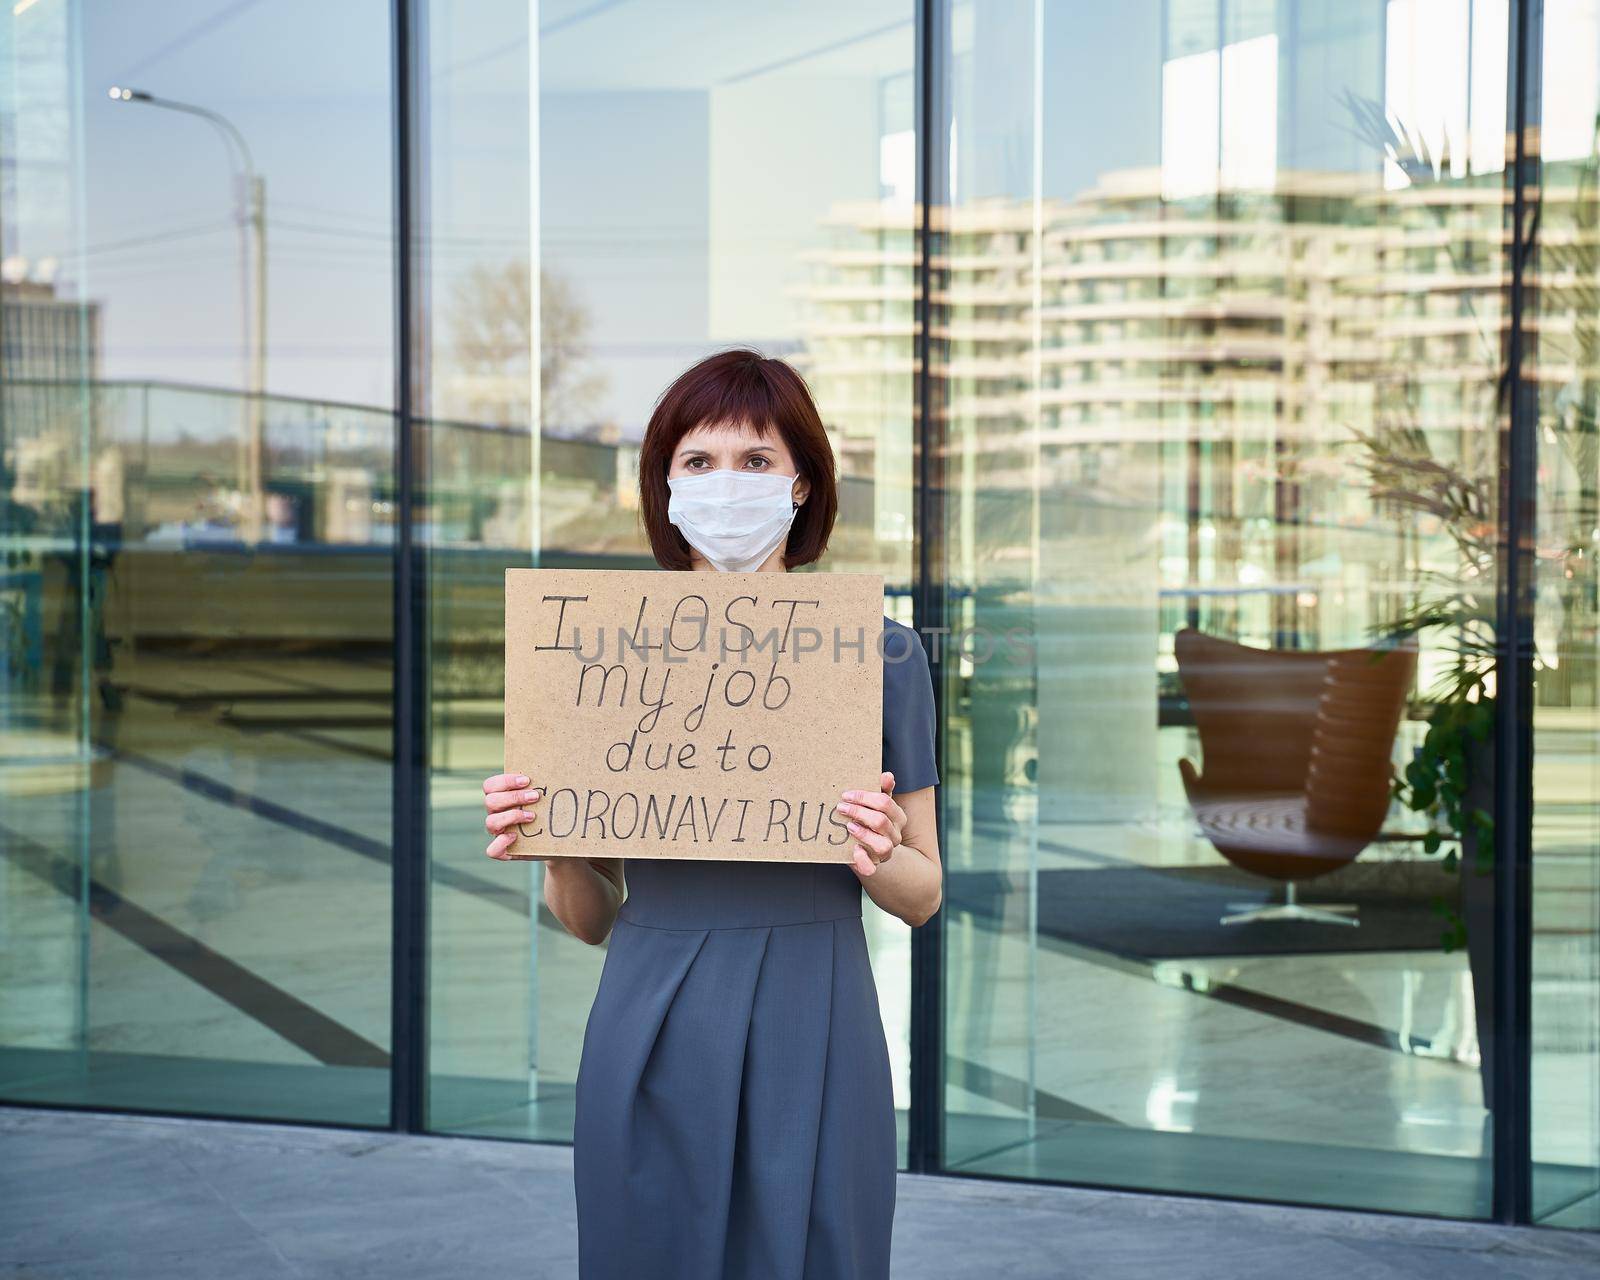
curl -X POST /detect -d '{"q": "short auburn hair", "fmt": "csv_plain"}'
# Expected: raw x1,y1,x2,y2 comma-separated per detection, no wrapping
638,348,839,571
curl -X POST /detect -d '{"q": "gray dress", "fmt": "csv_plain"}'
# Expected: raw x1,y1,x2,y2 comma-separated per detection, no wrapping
572,616,939,1279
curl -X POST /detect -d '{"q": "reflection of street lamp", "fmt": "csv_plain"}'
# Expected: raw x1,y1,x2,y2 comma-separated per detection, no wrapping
109,85,267,542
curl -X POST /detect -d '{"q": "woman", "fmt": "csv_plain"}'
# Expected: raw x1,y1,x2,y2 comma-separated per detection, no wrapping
480,347,942,1279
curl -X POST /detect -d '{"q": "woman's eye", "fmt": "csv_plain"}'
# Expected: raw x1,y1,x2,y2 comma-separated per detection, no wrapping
746,457,769,469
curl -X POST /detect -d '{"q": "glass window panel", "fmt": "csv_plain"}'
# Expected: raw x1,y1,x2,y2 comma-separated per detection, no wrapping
0,1,395,1124
422,2,920,1162
1531,0,1600,1232
939,0,1506,1217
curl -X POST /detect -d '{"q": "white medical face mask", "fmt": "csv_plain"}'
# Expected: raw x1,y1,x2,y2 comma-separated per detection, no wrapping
666,468,799,573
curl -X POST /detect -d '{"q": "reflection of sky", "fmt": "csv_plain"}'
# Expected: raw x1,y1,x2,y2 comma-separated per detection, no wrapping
532,1,915,434
5,1,1595,427
77,0,395,407
11,0,919,429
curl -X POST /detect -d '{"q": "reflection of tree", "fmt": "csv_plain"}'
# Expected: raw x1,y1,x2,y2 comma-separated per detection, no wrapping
1344,91,1599,706
443,260,608,432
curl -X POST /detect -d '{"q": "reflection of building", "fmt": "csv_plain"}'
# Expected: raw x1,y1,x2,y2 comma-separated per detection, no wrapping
801,168,1514,651
791,210,917,551
0,277,100,384
1,276,102,506
807,169,1509,470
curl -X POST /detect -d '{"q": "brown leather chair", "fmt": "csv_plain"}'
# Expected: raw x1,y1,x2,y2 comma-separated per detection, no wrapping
1173,627,1418,926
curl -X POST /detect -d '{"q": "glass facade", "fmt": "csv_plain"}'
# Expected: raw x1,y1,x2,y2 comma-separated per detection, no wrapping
1,0,396,1126
0,0,1594,1231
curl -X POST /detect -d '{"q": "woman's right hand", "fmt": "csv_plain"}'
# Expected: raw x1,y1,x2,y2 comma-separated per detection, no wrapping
483,772,547,861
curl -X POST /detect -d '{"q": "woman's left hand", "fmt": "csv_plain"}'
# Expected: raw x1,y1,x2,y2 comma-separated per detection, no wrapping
838,772,907,878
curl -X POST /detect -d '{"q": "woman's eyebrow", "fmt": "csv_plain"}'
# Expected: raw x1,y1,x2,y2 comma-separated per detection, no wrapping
674,441,772,461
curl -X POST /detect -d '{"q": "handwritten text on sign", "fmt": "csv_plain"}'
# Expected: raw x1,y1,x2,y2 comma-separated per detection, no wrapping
504,569,885,863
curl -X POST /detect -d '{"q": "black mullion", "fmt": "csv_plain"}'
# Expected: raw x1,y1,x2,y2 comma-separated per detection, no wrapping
1492,0,1539,1225
909,0,951,1177
389,0,431,1135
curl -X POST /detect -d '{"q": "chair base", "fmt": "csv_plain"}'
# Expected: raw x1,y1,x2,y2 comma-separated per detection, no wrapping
1221,881,1359,927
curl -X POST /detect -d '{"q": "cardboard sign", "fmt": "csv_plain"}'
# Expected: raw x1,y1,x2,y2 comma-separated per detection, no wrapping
504,568,885,863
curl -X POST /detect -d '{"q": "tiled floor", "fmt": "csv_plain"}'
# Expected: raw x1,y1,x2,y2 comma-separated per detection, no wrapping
3,1105,1599,1279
